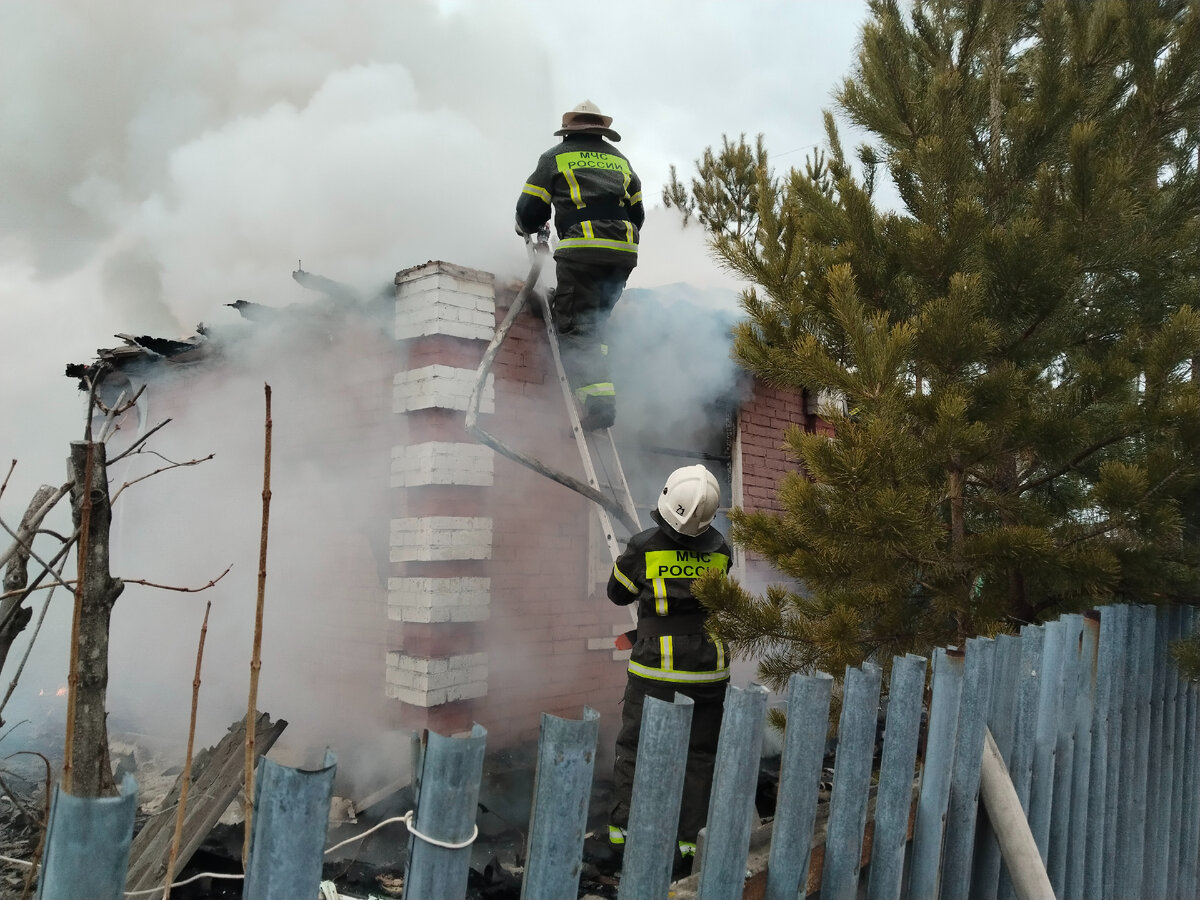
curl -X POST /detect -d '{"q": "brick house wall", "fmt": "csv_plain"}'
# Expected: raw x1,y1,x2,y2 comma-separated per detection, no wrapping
98,260,818,762
731,380,833,594
383,262,629,750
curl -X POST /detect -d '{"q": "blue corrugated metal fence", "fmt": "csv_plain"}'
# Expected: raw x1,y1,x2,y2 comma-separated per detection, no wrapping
31,603,1200,899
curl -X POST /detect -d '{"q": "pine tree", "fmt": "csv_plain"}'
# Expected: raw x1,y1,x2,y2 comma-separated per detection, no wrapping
673,0,1200,685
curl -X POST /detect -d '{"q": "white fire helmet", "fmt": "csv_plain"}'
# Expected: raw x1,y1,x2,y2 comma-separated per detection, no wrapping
657,465,721,537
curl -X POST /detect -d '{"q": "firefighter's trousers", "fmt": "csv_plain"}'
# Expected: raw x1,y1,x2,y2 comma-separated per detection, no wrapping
552,258,634,430
609,675,727,843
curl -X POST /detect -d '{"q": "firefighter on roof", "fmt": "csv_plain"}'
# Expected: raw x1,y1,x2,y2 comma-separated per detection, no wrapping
606,464,731,868
515,100,644,432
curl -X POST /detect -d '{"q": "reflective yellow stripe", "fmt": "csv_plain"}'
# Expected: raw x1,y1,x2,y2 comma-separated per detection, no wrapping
625,221,633,243
630,191,643,205
600,343,608,355
574,382,615,401
612,562,635,593
522,183,551,204
627,660,730,683
552,153,595,207
557,237,638,252
660,636,673,671
644,551,730,580
716,637,725,670
582,220,594,239
654,577,667,615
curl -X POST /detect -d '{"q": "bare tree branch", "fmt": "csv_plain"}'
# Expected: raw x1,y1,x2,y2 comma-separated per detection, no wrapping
93,383,145,421
0,461,15,500
95,390,128,445
121,566,232,593
110,453,215,505
108,417,172,464
0,513,75,597
0,483,71,573
0,554,68,724
163,600,211,899
0,535,77,637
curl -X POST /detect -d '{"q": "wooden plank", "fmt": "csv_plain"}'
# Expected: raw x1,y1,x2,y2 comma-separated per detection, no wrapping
124,712,287,892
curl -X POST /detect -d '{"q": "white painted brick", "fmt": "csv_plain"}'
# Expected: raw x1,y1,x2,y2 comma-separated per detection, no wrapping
396,270,494,301
393,365,492,414
388,685,451,706
394,274,496,340
389,516,493,562
588,637,615,651
387,576,492,624
391,442,494,488
385,651,490,707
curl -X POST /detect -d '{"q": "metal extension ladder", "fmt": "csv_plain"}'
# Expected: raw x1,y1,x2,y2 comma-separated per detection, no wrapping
465,235,641,623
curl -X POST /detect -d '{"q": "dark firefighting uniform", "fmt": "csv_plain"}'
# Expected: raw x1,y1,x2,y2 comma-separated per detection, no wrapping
515,132,644,430
606,513,731,847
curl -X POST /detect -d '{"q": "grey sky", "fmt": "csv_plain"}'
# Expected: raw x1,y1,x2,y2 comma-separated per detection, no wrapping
0,0,870,741
0,0,871,505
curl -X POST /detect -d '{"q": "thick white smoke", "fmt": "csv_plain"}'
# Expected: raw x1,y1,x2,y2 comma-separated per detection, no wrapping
0,0,866,779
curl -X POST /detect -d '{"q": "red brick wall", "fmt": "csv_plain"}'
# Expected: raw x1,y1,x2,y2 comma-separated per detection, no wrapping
391,279,626,751
735,381,834,591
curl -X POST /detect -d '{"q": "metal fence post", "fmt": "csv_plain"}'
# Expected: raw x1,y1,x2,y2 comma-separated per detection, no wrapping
521,708,600,900
997,624,1044,900
1116,605,1155,899
1085,604,1123,900
402,724,487,900
1101,604,1131,898
1181,656,1200,899
1145,605,1172,900
909,647,965,900
1166,607,1195,900
765,671,833,900
1063,611,1098,900
1029,619,1065,859
866,653,927,900
242,751,337,899
940,637,996,900
821,662,883,900
1047,614,1084,894
1164,605,1186,900
618,693,694,900
36,773,138,900
971,632,1022,900
696,683,769,900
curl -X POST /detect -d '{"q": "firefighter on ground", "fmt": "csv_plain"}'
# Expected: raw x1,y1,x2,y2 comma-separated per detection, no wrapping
514,100,644,432
606,464,731,867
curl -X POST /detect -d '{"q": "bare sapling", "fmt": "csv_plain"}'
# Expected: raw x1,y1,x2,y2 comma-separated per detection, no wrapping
243,384,272,866
163,600,212,899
